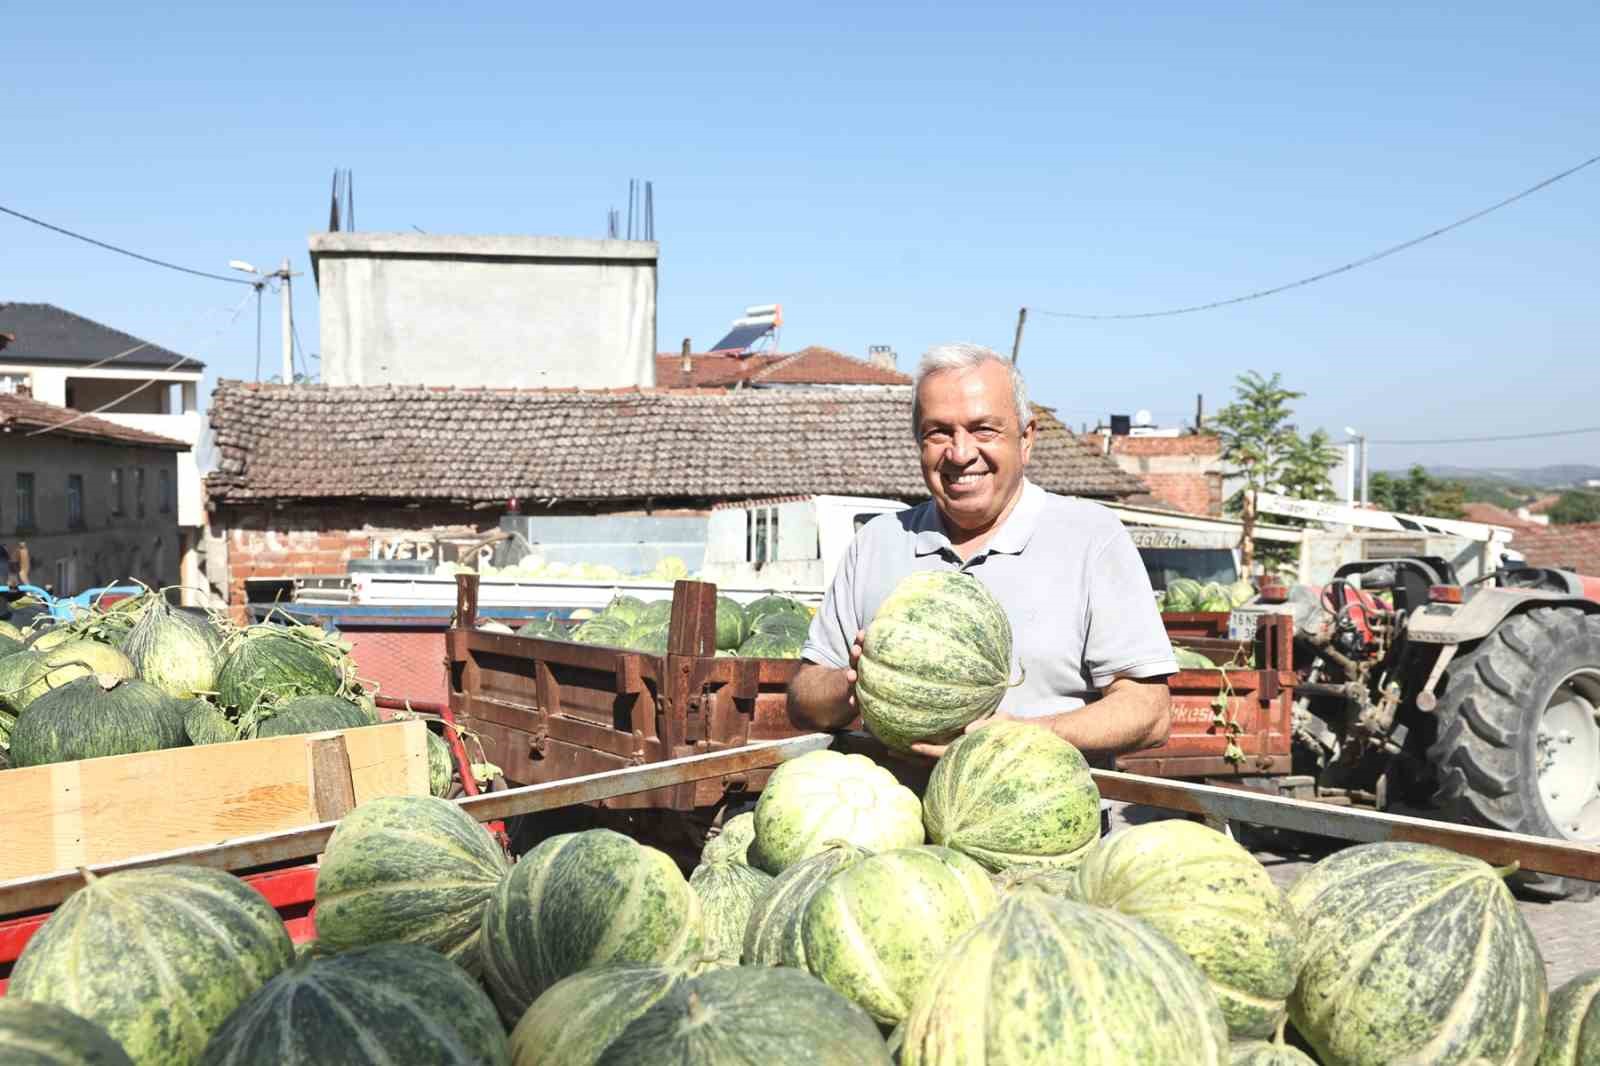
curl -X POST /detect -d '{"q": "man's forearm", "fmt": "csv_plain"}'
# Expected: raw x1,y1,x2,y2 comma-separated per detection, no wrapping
786,663,856,731
1037,681,1171,757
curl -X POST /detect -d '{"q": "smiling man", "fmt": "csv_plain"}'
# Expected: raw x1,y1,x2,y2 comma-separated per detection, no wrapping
786,342,1176,760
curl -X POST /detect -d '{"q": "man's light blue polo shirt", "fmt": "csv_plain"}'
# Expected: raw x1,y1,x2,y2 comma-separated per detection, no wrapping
802,480,1178,717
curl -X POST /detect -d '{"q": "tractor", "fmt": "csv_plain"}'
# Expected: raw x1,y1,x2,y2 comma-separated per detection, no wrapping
1269,552,1600,898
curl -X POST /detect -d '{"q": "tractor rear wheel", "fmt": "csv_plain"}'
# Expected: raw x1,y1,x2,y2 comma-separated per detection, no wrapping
1426,605,1600,900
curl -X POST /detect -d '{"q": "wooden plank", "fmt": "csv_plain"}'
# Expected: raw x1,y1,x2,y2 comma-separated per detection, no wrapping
0,732,833,917
1091,769,1600,882
308,736,358,821
0,721,427,881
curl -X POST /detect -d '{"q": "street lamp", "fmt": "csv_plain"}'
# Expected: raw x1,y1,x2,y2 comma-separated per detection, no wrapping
1344,426,1368,507
229,259,297,384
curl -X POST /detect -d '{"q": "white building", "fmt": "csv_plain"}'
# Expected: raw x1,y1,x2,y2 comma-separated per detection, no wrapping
0,302,205,595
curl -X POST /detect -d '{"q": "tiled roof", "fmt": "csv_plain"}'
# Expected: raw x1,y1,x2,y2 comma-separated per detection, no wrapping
0,392,189,449
653,347,910,389
1461,502,1541,530
1512,523,1600,574
206,382,1146,505
0,303,205,371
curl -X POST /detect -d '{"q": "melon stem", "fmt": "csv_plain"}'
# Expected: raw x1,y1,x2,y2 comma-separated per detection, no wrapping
1493,861,1522,879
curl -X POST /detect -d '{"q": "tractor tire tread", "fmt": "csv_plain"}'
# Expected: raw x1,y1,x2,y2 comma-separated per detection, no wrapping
1425,606,1600,901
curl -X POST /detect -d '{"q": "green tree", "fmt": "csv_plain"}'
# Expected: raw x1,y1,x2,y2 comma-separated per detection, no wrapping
1549,491,1600,525
1368,465,1466,519
1212,371,1341,576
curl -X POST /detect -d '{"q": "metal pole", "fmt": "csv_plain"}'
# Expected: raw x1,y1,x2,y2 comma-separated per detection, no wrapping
1345,441,1356,505
1360,435,1370,507
279,258,294,384
1010,307,1027,364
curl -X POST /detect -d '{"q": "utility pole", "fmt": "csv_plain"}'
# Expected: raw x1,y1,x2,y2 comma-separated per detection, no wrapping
1194,393,1204,431
228,258,301,383
279,258,294,384
1010,307,1027,364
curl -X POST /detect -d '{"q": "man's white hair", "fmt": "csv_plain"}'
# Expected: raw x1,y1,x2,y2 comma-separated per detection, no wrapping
911,343,1031,437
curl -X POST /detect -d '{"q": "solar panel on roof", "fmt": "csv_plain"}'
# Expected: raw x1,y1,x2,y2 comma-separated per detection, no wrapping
710,322,775,353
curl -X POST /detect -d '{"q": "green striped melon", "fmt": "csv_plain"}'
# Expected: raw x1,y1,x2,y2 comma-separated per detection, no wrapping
249,694,370,738
1074,819,1302,1039
23,626,78,653
742,841,872,968
17,641,136,711
313,795,509,971
1231,1020,1320,1065
751,750,923,873
923,720,1100,872
196,942,508,1066
900,893,1230,1066
0,632,22,659
743,595,809,631
10,676,187,767
595,966,891,1066
1288,842,1547,1066
508,963,693,1066
0,649,42,714
479,829,703,1024
735,629,805,659
0,999,135,1066
802,845,998,1026
1539,970,1600,1066
571,615,631,647
118,600,221,700
992,863,1081,899
0,618,22,640
638,599,675,626
0,999,134,1066
9,866,294,1066
625,622,670,655
182,700,238,745
600,595,649,625
427,730,454,797
701,811,756,865
689,859,774,964
215,633,341,715
855,570,1015,751
715,596,747,650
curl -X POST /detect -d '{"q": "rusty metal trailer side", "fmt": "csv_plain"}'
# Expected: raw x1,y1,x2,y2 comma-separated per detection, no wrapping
447,576,1298,814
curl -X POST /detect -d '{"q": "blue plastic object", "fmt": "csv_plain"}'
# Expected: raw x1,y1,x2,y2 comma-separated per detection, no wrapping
14,584,145,621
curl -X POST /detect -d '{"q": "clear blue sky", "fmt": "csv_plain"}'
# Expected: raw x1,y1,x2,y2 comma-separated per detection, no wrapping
5,2,1596,472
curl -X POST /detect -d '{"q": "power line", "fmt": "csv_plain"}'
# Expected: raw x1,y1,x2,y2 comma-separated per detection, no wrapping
1371,424,1600,446
25,289,255,439
0,203,255,286
1030,150,1600,321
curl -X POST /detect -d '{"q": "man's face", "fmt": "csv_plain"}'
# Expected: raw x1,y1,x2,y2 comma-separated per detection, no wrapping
915,361,1035,536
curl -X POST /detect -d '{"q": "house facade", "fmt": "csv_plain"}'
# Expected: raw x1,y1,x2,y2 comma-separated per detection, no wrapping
0,303,207,595
204,381,1146,609
1,391,187,593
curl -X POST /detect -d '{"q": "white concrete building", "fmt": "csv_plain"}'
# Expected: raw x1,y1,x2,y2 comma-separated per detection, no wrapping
307,233,658,389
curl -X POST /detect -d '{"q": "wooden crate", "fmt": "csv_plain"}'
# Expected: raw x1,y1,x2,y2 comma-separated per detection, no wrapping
1116,613,1296,778
0,720,429,880
449,578,822,811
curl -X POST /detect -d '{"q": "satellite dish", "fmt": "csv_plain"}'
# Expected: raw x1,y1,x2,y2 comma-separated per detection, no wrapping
1134,409,1153,426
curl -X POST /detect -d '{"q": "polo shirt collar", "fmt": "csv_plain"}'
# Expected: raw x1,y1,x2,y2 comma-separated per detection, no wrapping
913,479,1045,558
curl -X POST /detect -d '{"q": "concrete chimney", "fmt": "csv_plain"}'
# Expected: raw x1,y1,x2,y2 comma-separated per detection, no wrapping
867,345,897,370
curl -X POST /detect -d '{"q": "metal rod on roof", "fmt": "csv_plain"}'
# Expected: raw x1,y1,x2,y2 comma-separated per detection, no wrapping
1011,307,1028,364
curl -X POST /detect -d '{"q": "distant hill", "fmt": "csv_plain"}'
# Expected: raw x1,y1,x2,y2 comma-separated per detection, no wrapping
1385,465,1600,490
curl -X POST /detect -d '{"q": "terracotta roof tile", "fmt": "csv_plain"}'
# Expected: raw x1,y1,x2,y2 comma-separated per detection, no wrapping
0,392,188,449
1512,523,1600,574
205,381,1146,505
653,347,910,389
1461,502,1541,530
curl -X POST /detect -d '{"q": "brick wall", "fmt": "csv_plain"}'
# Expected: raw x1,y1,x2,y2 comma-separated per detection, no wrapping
1097,434,1223,516
212,503,494,615
208,499,721,617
